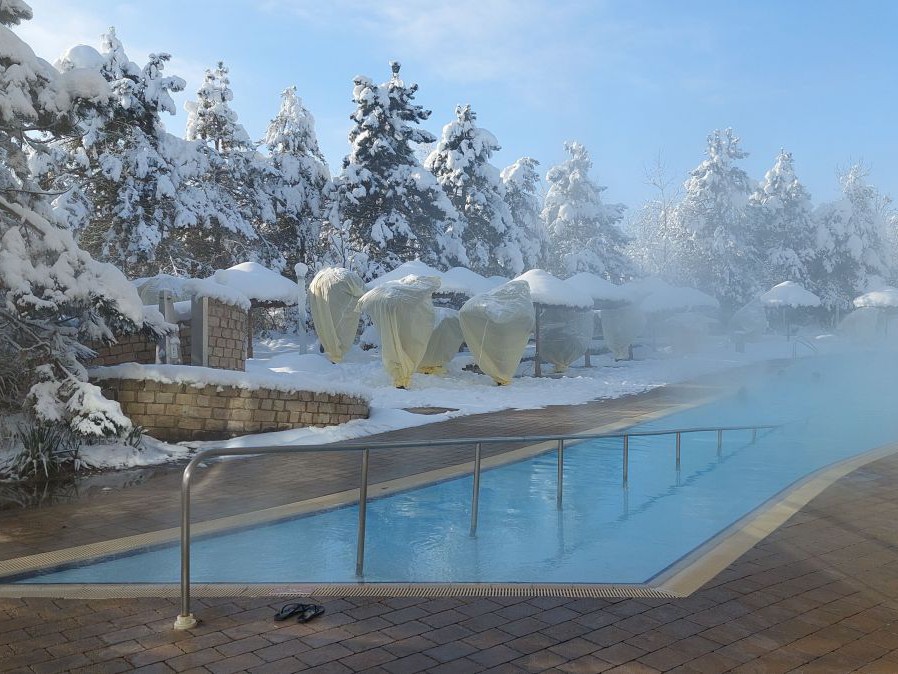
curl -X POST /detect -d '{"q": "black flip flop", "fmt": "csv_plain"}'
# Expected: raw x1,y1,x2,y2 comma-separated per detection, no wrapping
274,602,313,621
296,604,325,623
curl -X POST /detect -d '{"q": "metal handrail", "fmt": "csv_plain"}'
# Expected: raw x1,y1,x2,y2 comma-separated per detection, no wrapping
174,422,778,629
792,336,818,359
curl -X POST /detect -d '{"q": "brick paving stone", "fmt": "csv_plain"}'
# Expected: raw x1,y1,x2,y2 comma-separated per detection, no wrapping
468,644,525,668
556,654,615,673
205,652,265,674
504,632,557,655
510,649,567,672
379,652,439,673
338,646,397,670
296,642,355,667
29,653,93,674
421,639,479,662
426,658,487,674
591,641,647,666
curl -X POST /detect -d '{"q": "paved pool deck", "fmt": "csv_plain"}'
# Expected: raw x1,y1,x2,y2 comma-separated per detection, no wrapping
5,364,898,672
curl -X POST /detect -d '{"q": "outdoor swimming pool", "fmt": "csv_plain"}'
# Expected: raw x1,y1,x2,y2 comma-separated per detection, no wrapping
14,351,898,585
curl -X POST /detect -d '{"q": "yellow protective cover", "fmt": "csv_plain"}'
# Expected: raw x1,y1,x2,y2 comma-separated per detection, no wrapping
418,309,464,374
459,280,535,385
601,305,646,360
357,275,441,388
539,306,593,372
308,267,365,363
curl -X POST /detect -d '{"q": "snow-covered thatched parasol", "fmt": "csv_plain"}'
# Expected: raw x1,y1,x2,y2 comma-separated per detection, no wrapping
564,272,629,308
759,281,820,340
853,287,898,336
514,270,593,375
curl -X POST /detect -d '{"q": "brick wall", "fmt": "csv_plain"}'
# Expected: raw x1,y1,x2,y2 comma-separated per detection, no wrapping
206,299,247,370
99,378,369,442
88,333,158,367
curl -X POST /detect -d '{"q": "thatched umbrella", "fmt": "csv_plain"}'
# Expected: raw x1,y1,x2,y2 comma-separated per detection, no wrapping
759,281,820,340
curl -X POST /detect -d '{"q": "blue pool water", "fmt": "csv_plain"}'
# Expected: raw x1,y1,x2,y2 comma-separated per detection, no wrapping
16,352,898,584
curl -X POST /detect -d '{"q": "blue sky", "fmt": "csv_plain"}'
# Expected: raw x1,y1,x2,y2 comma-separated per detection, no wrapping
19,0,898,213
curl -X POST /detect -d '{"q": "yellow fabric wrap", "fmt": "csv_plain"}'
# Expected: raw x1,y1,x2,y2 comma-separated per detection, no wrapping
357,275,441,388
308,267,365,363
539,306,594,373
418,309,464,374
459,280,534,385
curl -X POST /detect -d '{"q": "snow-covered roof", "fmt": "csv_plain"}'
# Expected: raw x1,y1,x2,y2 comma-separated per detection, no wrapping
638,282,720,314
367,260,443,289
183,278,251,311
212,261,301,305
132,273,192,303
564,272,629,304
513,269,593,309
440,267,505,296
759,281,821,308
853,287,898,309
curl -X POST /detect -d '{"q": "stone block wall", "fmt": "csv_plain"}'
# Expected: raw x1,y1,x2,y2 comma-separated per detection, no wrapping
98,378,369,442
88,333,158,367
206,299,247,370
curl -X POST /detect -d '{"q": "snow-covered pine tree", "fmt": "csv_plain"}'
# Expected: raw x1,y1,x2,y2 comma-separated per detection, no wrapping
668,128,756,312
425,105,523,276
46,29,201,278
541,141,629,281
501,157,547,271
811,164,891,311
184,62,270,273
328,62,466,280
747,149,816,289
0,5,143,443
261,85,331,275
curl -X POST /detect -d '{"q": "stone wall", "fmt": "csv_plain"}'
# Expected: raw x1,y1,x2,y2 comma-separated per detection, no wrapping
88,333,158,367
98,378,369,442
206,299,247,370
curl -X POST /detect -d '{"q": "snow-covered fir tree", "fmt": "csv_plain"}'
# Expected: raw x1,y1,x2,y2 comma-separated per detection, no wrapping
811,164,891,310
541,141,629,281
328,62,466,279
425,105,523,276
501,157,547,271
0,5,143,443
747,149,816,289
45,29,202,278
260,85,331,275
183,62,270,273
668,128,756,312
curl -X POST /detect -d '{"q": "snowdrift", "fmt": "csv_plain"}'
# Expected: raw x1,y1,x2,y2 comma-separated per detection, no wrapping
357,275,441,388
309,267,365,363
459,281,535,385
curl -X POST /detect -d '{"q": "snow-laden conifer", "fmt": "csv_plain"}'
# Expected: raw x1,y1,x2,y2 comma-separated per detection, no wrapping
0,8,142,440
426,105,523,276
811,164,891,310
501,157,547,271
184,62,271,273
541,142,629,281
748,149,816,288
329,62,466,279
668,129,756,312
261,85,331,274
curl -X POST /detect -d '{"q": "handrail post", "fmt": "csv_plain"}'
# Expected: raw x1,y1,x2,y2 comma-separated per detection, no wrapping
355,449,370,577
622,435,629,487
675,432,681,471
174,459,199,630
556,439,564,510
470,443,482,536
717,429,723,457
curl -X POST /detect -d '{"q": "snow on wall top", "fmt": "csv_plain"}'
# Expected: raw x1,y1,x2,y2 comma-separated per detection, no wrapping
760,281,821,308
853,287,898,309
513,269,592,309
212,261,301,305
183,278,251,311
564,272,629,303
90,363,370,401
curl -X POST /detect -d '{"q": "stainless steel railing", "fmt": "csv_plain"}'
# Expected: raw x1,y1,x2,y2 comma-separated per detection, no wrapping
174,423,778,628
